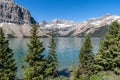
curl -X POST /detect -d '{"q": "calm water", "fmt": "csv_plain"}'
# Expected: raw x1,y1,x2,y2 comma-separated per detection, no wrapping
9,37,100,78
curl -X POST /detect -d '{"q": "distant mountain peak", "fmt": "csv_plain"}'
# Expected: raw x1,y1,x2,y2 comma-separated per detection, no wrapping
38,14,120,37
0,0,13,2
39,20,47,27
0,0,120,38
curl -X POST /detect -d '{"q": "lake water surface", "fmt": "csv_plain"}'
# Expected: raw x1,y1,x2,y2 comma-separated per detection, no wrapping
9,37,100,78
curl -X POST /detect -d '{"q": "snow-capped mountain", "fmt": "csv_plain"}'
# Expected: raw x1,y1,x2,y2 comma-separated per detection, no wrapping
39,14,120,37
0,0,120,37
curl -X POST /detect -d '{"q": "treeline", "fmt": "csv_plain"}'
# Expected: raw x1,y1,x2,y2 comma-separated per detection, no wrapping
0,21,120,80
0,25,58,80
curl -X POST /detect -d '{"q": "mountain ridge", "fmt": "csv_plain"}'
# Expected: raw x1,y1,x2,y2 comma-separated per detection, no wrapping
39,14,120,37
0,0,120,37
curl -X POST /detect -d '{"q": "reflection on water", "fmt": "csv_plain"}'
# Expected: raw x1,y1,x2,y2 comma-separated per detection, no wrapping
9,37,100,78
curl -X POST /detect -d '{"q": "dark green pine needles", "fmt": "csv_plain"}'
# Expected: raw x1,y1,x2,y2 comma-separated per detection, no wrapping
77,34,94,78
45,31,58,78
94,21,120,74
23,24,46,80
0,28,17,80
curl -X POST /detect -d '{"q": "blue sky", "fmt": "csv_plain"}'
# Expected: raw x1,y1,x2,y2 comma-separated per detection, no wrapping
14,0,120,22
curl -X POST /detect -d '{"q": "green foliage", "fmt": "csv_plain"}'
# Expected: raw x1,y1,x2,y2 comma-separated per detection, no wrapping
0,28,17,79
23,24,46,80
89,75,101,80
69,75,101,80
114,67,120,75
94,21,120,74
78,75,88,80
69,34,94,80
97,71,120,80
77,34,94,77
49,76,69,80
45,31,59,78
69,62,78,80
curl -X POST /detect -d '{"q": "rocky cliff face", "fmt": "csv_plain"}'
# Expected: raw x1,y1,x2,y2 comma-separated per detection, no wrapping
0,0,119,37
40,14,120,37
0,0,36,24
0,0,42,37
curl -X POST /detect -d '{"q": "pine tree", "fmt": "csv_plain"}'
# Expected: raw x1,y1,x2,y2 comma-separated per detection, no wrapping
69,62,78,80
0,28,17,79
45,31,58,78
94,21,120,74
23,24,46,79
77,34,94,78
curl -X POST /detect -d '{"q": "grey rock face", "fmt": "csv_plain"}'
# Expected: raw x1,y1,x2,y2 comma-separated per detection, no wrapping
0,0,119,37
40,14,120,37
0,0,36,24
39,20,47,27
0,0,40,38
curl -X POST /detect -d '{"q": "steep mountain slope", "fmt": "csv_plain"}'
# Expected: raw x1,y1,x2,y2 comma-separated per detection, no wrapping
0,0,120,37
39,15,120,37
0,0,36,24
0,0,47,37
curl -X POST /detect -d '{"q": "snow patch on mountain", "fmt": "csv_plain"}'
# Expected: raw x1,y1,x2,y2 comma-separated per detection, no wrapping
39,14,120,37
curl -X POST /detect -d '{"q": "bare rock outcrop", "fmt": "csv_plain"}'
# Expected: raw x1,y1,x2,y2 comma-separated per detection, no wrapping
0,0,36,24
0,0,120,37
40,14,120,37
0,0,44,38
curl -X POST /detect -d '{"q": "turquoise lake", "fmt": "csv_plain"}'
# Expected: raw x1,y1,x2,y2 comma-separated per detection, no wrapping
9,37,100,78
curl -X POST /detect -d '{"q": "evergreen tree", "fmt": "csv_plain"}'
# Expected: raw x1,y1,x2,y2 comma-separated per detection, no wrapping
69,62,78,80
0,28,17,79
45,31,58,78
77,34,94,78
23,24,46,79
94,21,120,74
